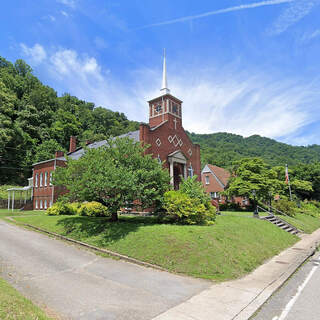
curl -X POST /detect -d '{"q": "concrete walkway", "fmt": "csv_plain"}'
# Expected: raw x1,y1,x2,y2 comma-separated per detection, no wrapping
153,230,320,320
0,220,210,320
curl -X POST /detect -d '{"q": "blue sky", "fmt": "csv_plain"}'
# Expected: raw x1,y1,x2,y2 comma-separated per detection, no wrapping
1,0,320,145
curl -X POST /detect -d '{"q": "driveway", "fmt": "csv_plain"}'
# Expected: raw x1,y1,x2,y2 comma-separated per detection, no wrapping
0,220,209,320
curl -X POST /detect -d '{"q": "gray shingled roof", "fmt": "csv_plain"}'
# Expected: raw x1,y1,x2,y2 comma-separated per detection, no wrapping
68,130,140,160
32,130,140,165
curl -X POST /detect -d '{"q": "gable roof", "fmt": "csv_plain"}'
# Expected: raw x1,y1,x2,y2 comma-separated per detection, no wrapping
32,130,140,166
207,164,230,186
202,164,231,190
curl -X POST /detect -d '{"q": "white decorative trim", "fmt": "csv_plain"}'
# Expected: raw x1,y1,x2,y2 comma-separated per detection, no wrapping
168,135,183,147
188,148,192,156
156,138,161,147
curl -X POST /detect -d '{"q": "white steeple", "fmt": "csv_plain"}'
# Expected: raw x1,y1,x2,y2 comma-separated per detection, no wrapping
160,49,170,95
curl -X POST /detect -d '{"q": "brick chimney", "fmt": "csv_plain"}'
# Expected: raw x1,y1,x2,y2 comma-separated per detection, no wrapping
69,136,77,153
55,151,64,158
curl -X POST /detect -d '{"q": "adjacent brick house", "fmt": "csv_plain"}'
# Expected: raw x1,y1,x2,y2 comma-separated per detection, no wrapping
32,53,201,209
201,164,249,207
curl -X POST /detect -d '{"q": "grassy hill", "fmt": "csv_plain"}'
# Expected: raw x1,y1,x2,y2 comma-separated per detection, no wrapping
189,132,320,168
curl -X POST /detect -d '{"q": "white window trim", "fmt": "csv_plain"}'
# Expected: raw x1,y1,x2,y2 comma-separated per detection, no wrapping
44,172,47,186
40,173,43,187
35,200,38,209
44,200,47,209
35,174,38,188
40,200,43,209
205,176,210,185
49,172,53,186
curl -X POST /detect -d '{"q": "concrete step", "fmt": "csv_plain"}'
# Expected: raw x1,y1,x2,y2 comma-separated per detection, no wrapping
263,215,300,235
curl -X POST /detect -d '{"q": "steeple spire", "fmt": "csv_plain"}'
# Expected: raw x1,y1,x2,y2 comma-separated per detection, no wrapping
160,49,170,95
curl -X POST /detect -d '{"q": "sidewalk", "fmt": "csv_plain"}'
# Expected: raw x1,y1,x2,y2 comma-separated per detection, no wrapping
153,229,320,320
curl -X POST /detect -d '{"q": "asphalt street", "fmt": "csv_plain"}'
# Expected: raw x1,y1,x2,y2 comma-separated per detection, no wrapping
0,220,210,320
253,251,320,320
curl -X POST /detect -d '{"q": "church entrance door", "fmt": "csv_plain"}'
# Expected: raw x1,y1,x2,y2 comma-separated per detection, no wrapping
173,163,184,190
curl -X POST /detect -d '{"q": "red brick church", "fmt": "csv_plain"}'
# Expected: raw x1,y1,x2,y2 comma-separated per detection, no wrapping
31,53,201,209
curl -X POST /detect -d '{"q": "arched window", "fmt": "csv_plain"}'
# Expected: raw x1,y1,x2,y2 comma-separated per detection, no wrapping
44,172,47,186
40,173,43,187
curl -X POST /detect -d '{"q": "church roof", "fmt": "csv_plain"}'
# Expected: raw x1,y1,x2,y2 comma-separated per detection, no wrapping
32,130,140,165
67,130,140,160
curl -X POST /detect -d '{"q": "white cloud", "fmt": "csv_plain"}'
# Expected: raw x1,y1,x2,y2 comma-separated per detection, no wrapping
139,0,294,29
20,45,320,145
57,0,76,9
61,10,69,17
301,29,320,41
268,0,320,35
20,43,47,65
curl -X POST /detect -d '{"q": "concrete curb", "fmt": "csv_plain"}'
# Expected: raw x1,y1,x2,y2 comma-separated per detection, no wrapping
234,237,319,320
22,223,167,272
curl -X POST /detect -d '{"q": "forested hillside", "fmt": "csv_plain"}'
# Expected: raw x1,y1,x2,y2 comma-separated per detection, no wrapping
0,56,139,184
189,132,320,168
1,55,320,186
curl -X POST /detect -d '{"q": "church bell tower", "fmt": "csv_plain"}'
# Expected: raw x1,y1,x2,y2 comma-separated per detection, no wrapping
148,50,183,130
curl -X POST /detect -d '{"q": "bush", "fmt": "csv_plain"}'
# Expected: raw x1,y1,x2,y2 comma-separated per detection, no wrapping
78,201,110,217
299,200,320,217
163,190,216,225
272,199,296,217
46,202,79,216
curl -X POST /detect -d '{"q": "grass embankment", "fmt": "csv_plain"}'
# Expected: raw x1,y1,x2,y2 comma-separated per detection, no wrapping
0,209,37,219
0,277,50,320
13,214,298,281
277,213,320,234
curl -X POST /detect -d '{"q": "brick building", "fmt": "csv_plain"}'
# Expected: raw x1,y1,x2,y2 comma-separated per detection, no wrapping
31,53,201,209
201,164,249,207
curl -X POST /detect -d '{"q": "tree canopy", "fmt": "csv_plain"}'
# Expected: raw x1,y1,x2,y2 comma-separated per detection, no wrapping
0,56,139,185
189,132,320,168
225,157,314,202
53,137,170,221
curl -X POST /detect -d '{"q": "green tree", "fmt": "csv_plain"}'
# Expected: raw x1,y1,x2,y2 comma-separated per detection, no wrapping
54,137,170,221
225,158,279,201
34,139,66,163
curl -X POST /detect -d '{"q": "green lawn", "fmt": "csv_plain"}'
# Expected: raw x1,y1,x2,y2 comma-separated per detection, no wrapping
0,277,51,320
276,213,320,234
221,210,269,217
0,209,39,218
13,214,298,281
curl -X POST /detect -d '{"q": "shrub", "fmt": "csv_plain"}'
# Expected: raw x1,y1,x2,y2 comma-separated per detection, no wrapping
299,200,320,217
272,199,296,217
78,201,110,217
46,202,78,216
163,190,216,225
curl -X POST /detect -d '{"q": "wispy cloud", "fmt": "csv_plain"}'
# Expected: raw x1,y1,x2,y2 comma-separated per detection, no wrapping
20,43,47,65
20,44,320,145
301,28,320,41
61,10,69,17
267,0,320,35
57,0,76,9
138,0,294,29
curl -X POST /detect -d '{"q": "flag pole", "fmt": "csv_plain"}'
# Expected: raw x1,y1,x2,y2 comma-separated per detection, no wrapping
285,164,293,201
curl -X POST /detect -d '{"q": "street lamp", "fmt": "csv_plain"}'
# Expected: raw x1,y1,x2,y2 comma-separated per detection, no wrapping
268,191,273,215
252,189,259,218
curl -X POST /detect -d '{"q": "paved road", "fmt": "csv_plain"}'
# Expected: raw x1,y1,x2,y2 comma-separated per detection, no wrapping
0,220,210,320
253,251,320,320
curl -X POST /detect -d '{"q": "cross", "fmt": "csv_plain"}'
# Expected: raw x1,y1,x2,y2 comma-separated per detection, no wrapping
173,118,177,130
